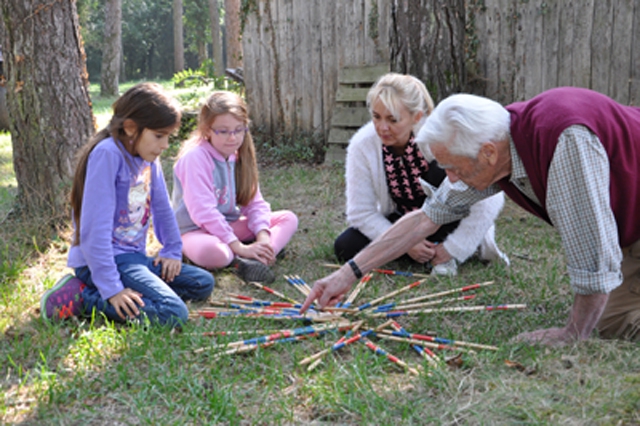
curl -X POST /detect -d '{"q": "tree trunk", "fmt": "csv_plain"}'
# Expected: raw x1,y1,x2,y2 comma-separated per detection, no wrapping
208,0,224,76
1,0,94,218
390,0,466,102
100,0,122,96
173,0,185,72
224,0,242,68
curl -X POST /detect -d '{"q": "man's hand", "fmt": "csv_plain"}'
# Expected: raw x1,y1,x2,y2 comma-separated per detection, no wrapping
300,267,355,312
108,288,145,320
512,293,608,347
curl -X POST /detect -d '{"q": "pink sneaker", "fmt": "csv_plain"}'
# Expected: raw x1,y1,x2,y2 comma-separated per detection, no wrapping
40,274,86,321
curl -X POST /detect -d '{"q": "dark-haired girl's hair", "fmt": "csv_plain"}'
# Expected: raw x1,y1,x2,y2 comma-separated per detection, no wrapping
70,82,181,245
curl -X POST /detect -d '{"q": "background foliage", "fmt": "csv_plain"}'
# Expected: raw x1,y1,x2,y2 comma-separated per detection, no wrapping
78,0,225,82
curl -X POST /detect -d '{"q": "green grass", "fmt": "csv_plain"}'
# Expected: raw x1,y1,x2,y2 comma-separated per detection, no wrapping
1,88,640,425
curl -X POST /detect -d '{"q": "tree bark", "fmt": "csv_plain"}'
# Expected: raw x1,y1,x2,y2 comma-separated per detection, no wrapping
390,0,466,102
173,0,185,72
1,0,94,218
208,0,224,76
224,0,242,68
100,0,122,97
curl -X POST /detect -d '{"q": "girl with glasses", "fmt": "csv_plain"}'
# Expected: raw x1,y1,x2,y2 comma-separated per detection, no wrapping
172,91,298,283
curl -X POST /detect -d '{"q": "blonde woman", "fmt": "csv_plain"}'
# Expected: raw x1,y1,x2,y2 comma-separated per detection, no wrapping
334,73,508,275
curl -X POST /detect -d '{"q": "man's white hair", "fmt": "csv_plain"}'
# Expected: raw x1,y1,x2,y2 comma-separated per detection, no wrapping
416,93,510,158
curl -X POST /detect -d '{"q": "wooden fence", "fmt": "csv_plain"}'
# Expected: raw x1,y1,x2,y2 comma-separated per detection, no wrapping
242,0,390,137
242,0,640,150
471,0,640,106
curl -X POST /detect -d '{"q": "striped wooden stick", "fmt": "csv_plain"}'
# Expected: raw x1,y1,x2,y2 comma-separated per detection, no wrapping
246,280,302,305
322,263,430,279
361,337,420,376
356,279,427,311
299,329,374,366
298,321,365,366
397,281,494,305
393,294,477,311
390,321,440,368
284,275,310,297
373,333,470,353
342,272,374,308
365,304,528,318
378,328,499,351
293,275,314,295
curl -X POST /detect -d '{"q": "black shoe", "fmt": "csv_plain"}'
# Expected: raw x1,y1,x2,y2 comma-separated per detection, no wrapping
230,257,275,283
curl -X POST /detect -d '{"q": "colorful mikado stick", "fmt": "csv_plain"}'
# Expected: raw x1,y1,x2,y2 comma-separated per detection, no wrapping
366,304,528,318
390,321,440,368
198,321,354,354
211,331,324,358
393,294,477,311
396,281,494,305
342,272,374,308
246,280,302,305
322,263,430,279
294,275,314,295
356,279,427,311
284,275,310,297
226,293,305,309
306,357,324,372
299,329,374,366
299,321,365,367
380,327,499,351
373,332,469,353
361,337,420,376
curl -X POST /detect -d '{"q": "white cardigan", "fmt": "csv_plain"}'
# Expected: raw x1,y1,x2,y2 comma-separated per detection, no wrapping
344,121,505,262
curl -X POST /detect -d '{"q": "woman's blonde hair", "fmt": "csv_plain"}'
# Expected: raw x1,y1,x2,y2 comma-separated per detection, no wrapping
366,73,434,127
179,91,258,206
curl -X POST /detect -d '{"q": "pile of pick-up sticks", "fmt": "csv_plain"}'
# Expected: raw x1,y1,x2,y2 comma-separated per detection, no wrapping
192,265,526,375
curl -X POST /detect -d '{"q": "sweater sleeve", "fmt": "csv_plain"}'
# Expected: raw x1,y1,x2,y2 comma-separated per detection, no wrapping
79,147,125,300
239,185,272,236
442,192,505,262
150,161,183,259
174,148,237,244
345,127,394,241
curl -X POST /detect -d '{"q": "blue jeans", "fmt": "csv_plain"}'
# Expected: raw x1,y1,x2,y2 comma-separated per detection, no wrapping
75,252,214,326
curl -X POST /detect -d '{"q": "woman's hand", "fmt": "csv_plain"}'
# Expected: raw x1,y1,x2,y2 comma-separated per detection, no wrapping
406,240,436,263
430,243,453,266
154,256,182,282
108,288,145,320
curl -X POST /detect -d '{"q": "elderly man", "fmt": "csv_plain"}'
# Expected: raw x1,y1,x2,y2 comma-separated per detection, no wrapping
302,87,640,347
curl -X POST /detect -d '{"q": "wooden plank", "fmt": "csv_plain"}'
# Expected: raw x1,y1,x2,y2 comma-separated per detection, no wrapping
630,1,640,105
522,0,543,99
499,0,517,103
571,0,594,88
512,1,526,100
335,87,371,103
541,0,559,92
320,0,337,136
339,64,389,84
324,144,348,164
327,128,358,144
482,2,500,100
609,0,634,104
330,107,370,127
556,0,574,87
590,0,612,96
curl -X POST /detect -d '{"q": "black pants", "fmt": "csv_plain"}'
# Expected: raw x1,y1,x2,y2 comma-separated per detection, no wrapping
333,212,460,263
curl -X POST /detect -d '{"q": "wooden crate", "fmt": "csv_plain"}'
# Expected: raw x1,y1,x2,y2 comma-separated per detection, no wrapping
324,63,389,163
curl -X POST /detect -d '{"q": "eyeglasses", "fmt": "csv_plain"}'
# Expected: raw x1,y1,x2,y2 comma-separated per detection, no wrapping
211,127,249,139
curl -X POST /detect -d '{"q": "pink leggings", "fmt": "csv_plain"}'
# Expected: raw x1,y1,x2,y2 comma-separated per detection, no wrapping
181,210,298,269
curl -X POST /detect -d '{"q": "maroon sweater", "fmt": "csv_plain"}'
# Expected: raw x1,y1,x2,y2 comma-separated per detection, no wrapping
497,87,640,247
